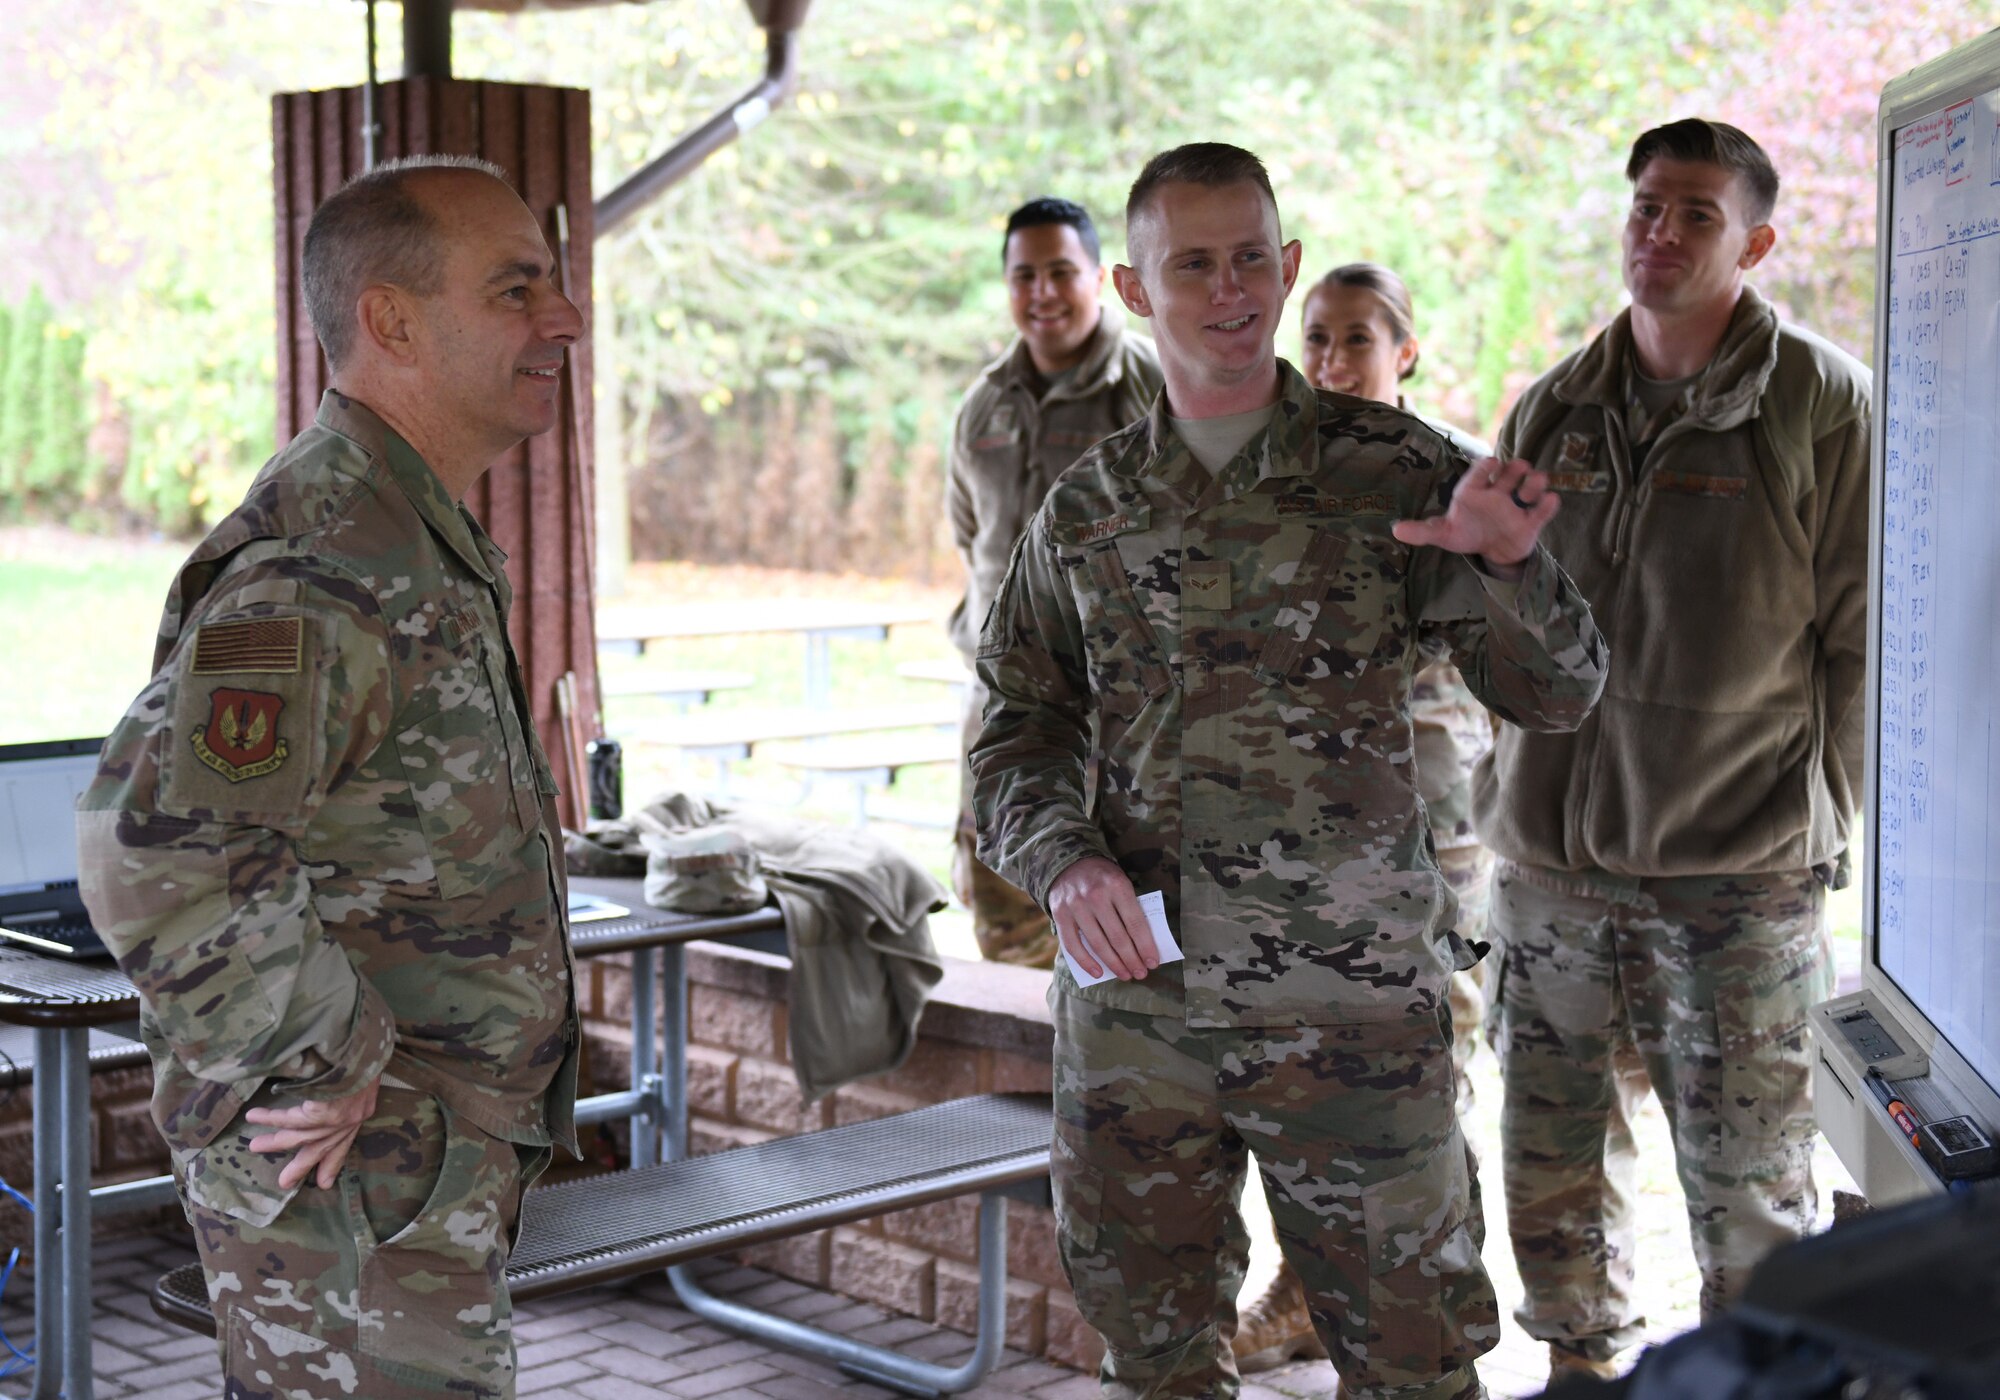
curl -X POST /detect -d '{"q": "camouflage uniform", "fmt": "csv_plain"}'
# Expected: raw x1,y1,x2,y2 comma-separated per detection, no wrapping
972,364,1609,1398
1473,288,1870,1360
1402,408,1499,1089
1413,663,1497,1088
1489,862,1830,1354
77,390,579,1399
947,316,1162,967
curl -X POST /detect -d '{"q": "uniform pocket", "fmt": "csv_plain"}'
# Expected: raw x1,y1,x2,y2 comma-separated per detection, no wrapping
1360,1131,1491,1378
1252,524,1403,699
220,1304,373,1399
1713,938,1829,1168
394,659,525,900
1068,542,1175,717
1050,1130,1105,1255
177,1115,300,1229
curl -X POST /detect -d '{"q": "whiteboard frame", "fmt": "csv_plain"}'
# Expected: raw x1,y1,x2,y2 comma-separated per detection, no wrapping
1862,24,2000,1132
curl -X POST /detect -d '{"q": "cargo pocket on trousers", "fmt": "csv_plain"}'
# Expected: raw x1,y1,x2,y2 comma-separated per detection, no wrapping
1713,946,1826,1168
1360,1132,1489,1379
1050,1131,1122,1335
221,1303,372,1399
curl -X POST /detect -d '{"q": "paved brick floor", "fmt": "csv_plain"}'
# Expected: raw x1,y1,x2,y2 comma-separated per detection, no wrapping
0,1229,1098,1400
0,1036,1856,1399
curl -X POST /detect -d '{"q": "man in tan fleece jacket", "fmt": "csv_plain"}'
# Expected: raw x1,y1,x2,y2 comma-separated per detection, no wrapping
945,196,1161,966
1473,119,1871,1383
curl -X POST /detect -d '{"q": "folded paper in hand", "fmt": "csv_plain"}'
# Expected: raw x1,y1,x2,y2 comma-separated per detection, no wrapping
1065,889,1184,987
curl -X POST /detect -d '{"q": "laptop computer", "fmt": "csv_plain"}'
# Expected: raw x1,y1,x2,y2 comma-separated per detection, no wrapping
0,737,111,960
0,735,623,959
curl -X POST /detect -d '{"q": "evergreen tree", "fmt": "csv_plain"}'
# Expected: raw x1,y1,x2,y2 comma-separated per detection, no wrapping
32,324,90,499
0,302,13,478
0,287,49,497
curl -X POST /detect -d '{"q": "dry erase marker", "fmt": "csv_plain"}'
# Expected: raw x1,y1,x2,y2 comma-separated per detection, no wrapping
1865,1066,1924,1152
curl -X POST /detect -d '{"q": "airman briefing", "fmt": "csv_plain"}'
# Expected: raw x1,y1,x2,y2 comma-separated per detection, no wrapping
74,109,1870,1400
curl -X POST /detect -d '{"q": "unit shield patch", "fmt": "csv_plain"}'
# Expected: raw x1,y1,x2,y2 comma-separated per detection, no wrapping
191,688,290,782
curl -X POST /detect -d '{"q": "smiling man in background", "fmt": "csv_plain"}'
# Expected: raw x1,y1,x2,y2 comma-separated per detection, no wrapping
77,154,583,1400
946,196,1160,967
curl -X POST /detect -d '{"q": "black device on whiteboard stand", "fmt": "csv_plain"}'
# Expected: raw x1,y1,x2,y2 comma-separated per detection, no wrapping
1810,24,2000,1209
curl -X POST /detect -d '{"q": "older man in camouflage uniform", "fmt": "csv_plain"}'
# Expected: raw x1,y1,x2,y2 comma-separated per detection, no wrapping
1475,120,1870,1383
972,143,1608,1400
948,196,1161,967
76,155,584,1399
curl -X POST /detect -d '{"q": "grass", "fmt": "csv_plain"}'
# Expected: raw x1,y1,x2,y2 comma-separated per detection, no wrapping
0,529,190,744
0,527,1867,973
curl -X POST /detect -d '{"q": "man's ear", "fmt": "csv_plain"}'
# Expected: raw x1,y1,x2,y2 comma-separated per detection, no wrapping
1741,223,1776,270
1280,238,1303,294
1093,263,1110,296
1112,264,1151,319
355,285,419,366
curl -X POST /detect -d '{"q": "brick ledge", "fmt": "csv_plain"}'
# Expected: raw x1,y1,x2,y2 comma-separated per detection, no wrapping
685,943,1055,1061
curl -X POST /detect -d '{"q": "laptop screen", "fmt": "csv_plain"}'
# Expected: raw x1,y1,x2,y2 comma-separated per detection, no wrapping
0,738,103,899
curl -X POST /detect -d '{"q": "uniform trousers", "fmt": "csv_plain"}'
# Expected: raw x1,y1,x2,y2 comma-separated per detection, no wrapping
1489,860,1832,1359
1052,993,1496,1400
183,1085,546,1399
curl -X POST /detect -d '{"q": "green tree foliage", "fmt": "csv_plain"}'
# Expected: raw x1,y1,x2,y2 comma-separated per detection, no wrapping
2,0,1980,559
31,323,90,502
0,286,50,502
1683,0,1991,354
14,0,363,534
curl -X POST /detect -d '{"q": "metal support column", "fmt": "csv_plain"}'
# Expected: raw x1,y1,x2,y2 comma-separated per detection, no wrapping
668,1192,1011,1398
659,942,689,1161
401,0,452,80
29,1027,59,1400
60,1029,92,1400
628,946,661,1169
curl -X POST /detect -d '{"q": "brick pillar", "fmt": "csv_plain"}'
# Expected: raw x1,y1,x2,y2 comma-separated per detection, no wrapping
271,78,600,828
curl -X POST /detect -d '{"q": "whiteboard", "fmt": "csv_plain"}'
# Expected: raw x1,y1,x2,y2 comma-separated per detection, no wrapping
1872,58,2000,1098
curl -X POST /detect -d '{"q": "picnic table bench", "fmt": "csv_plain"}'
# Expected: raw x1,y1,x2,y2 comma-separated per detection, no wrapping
153,1093,1054,1398
896,658,973,689
598,666,757,710
764,730,963,825
596,599,938,706
620,701,958,793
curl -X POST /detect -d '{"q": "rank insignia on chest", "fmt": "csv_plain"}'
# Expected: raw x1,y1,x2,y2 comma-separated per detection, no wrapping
1556,431,1599,468
190,688,290,782
1183,558,1232,609
438,604,482,650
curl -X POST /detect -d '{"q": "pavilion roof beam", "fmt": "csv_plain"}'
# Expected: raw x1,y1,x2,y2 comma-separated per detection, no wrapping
593,0,811,237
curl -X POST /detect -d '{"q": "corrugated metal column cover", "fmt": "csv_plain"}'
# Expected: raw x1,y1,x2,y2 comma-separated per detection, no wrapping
273,77,600,830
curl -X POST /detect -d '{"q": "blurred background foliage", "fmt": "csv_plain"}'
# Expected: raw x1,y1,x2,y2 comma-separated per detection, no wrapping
0,0,1987,574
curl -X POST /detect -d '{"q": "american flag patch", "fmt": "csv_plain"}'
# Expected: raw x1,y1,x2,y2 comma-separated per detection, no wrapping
191,617,302,675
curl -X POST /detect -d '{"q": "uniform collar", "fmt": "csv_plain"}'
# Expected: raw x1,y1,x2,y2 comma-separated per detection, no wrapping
987,312,1128,402
317,389,499,584
1118,358,1319,505
1552,285,1780,435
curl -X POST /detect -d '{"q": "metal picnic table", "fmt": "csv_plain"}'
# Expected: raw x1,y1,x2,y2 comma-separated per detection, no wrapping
0,875,785,1400
595,599,938,706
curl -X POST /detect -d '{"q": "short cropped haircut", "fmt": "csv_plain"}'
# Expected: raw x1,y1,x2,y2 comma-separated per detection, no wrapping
1124,143,1277,259
302,154,511,368
1314,263,1421,381
1626,119,1779,226
1002,197,1101,268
